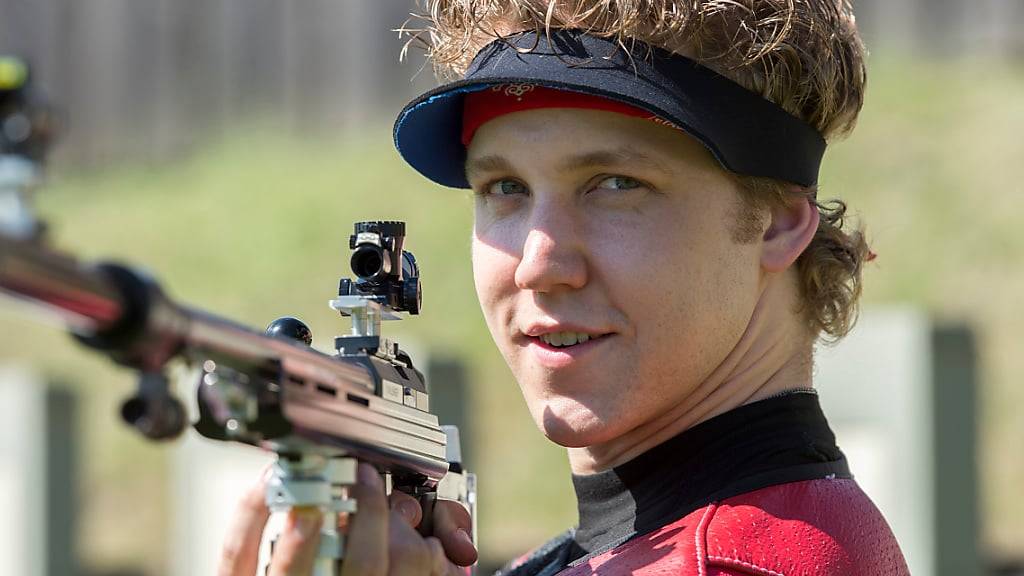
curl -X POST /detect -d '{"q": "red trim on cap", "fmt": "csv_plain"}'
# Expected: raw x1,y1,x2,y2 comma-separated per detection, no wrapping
461,84,680,146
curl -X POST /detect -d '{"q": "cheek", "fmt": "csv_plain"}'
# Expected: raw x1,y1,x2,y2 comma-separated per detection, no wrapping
658,242,761,356
626,213,761,373
470,230,518,328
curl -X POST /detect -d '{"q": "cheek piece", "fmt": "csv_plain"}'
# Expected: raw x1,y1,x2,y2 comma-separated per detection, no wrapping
393,29,827,189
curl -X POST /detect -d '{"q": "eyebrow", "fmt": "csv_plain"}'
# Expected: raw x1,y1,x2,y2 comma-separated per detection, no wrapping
560,148,672,174
465,146,673,182
464,155,515,181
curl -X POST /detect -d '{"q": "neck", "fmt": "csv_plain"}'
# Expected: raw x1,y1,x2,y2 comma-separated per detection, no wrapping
567,272,814,474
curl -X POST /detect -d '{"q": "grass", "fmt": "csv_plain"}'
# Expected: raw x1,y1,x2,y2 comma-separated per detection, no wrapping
2,55,1022,571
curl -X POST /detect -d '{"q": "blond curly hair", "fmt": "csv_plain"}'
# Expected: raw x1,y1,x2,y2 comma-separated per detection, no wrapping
401,0,871,341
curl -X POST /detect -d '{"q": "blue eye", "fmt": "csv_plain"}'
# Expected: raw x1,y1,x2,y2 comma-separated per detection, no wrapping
486,179,528,196
595,176,642,190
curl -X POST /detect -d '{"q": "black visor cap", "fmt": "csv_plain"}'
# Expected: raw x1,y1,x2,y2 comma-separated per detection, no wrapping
394,29,826,189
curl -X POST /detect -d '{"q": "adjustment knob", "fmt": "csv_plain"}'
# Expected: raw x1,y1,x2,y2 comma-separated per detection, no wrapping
266,316,313,346
402,276,421,315
354,220,405,237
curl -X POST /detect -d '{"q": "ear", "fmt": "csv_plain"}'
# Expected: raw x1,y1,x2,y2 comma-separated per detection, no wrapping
760,192,819,273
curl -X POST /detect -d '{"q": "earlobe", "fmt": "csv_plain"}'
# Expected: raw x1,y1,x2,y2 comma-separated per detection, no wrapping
760,194,820,273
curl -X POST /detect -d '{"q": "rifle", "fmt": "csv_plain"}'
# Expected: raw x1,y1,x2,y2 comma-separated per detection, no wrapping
0,55,476,575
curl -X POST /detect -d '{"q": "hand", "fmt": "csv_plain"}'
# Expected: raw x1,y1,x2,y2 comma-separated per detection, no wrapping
342,463,477,575
218,463,478,576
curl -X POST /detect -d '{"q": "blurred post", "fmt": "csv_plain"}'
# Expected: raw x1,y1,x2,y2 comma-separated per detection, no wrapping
0,366,78,576
427,356,474,472
932,326,981,576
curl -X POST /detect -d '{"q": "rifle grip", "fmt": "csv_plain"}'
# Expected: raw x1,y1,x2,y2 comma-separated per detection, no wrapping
416,491,437,536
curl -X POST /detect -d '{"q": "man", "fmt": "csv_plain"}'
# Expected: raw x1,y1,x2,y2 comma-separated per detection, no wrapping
221,1,909,574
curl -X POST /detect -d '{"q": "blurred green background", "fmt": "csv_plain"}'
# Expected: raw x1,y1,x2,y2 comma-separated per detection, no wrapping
1,1,1023,574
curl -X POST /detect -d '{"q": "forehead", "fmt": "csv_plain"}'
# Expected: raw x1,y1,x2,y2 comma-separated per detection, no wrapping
465,108,723,178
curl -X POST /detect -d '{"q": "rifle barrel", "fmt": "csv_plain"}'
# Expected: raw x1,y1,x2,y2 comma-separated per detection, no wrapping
0,231,452,485
0,234,125,333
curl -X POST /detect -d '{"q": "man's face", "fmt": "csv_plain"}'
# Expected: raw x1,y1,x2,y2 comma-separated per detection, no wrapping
467,108,765,448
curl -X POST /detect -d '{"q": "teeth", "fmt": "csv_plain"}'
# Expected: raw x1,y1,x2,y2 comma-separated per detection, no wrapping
539,331,594,347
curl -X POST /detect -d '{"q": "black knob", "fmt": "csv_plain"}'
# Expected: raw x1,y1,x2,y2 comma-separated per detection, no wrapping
266,316,313,346
120,372,186,440
403,276,421,315
121,394,186,440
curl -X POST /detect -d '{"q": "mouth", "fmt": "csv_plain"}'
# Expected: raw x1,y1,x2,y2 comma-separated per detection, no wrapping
534,330,608,348
519,329,615,368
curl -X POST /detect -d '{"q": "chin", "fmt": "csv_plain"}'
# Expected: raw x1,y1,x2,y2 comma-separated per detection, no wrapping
534,398,623,448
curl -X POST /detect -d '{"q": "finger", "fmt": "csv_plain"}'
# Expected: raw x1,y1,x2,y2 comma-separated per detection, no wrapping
267,507,323,576
432,500,477,567
425,537,465,576
387,509,433,576
340,463,389,576
219,465,272,576
389,490,423,527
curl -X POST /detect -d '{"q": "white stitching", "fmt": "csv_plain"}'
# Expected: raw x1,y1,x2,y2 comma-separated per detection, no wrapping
707,555,788,576
695,504,717,576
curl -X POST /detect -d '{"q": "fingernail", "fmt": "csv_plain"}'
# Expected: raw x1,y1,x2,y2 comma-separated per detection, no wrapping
291,509,322,539
455,528,473,547
358,463,382,490
395,499,419,523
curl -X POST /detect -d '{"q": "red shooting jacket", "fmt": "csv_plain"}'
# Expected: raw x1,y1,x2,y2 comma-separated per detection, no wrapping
554,478,909,576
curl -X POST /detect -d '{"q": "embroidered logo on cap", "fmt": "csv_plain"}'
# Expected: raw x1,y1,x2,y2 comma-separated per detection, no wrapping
492,83,536,101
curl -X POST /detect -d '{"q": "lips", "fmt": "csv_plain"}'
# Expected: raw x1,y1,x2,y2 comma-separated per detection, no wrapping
516,322,616,368
523,332,613,369
530,332,612,350
522,322,611,339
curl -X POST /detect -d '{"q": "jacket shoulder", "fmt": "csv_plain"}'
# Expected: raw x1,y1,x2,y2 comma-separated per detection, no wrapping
556,505,709,575
704,478,910,576
551,479,909,576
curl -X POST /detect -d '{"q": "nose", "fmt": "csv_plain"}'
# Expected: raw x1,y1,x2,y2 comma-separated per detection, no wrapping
514,206,588,293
